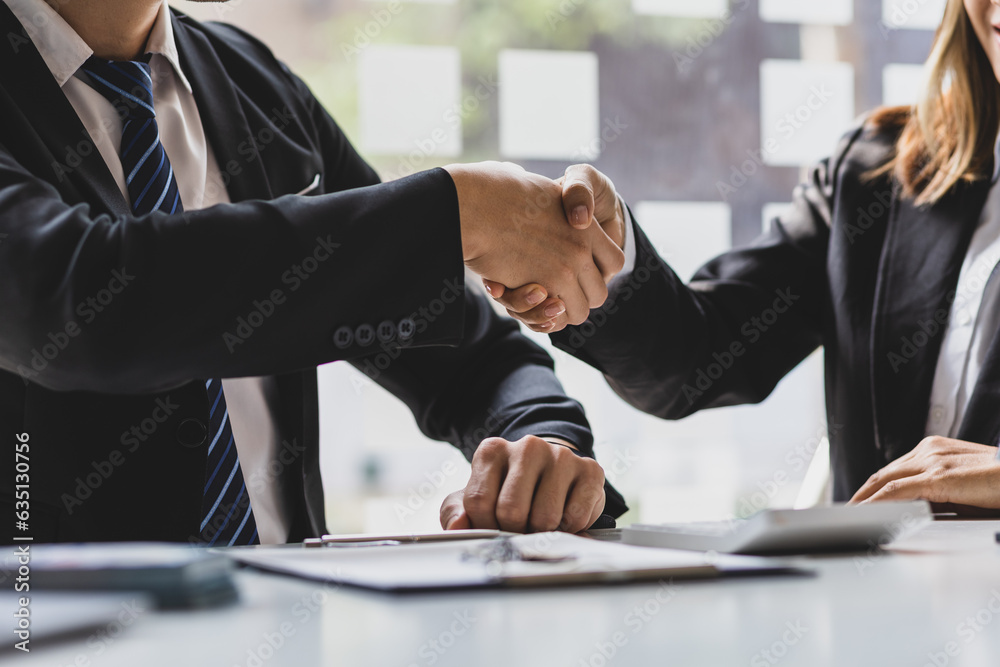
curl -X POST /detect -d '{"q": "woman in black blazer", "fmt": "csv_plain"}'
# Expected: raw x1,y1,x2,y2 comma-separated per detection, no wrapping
489,0,1000,512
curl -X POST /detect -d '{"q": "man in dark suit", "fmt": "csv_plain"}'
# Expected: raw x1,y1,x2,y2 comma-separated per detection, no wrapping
0,0,627,545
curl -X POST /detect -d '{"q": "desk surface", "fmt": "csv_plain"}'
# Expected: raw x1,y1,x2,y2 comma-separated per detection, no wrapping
9,520,1000,667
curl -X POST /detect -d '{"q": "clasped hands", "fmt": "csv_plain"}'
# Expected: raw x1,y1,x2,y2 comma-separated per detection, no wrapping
446,161,626,332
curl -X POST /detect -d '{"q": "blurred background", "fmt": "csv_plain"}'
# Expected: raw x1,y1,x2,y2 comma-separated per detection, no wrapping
177,0,944,533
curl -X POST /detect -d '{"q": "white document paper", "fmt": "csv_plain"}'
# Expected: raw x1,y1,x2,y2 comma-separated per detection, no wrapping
226,532,796,591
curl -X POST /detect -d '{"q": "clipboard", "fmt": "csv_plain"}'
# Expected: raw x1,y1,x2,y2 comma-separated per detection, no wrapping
225,532,805,592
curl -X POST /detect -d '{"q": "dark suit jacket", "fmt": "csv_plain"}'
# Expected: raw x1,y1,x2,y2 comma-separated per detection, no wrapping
554,116,1000,502
0,6,626,543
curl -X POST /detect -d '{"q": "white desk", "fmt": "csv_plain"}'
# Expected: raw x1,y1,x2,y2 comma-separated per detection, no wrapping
8,520,1000,667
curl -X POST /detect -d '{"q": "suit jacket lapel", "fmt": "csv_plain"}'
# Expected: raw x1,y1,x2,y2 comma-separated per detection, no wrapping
0,2,128,217
870,180,990,461
170,12,273,204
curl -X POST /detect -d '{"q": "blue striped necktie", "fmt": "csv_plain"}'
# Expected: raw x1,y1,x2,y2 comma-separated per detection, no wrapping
81,56,259,546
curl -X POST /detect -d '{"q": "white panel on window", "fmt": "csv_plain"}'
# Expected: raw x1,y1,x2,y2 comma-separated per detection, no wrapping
358,45,462,157
759,0,852,25
632,0,729,18
499,50,600,161
881,0,947,31
882,63,925,107
633,201,732,283
760,59,855,168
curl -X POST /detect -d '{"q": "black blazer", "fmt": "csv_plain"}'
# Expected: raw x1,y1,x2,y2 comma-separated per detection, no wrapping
554,115,1000,502
0,7,625,543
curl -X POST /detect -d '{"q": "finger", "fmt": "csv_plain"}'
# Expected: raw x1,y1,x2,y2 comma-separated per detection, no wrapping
861,474,932,504
482,279,506,300
526,452,578,533
446,510,472,531
491,284,549,313
503,298,565,326
589,223,626,282
850,461,927,504
560,462,607,533
440,490,472,530
578,262,610,314
559,285,594,328
561,171,596,230
463,440,509,529
494,449,551,533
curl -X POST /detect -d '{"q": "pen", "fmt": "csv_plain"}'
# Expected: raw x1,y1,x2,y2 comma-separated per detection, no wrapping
304,529,508,548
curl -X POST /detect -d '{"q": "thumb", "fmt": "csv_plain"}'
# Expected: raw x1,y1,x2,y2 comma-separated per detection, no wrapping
482,278,506,299
560,171,596,230
440,490,471,530
446,510,472,531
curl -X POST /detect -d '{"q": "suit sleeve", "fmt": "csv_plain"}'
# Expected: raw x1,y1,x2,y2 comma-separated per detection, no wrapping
0,147,465,394
282,65,628,518
551,123,867,419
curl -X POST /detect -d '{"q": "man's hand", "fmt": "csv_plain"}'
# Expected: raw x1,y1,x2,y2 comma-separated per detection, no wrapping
439,435,607,534
849,437,1000,512
480,164,626,333
446,162,624,326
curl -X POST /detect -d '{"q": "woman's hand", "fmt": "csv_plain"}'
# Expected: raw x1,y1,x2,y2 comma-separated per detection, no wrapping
850,436,1000,512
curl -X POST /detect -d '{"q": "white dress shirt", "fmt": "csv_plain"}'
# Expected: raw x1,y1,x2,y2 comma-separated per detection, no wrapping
4,0,291,542
923,150,1000,442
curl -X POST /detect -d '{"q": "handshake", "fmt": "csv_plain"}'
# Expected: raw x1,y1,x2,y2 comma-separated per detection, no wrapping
445,162,627,332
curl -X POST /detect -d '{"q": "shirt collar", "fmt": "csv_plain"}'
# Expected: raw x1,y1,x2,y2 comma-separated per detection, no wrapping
2,0,190,92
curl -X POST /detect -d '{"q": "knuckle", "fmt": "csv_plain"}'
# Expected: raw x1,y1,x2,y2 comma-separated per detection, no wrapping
494,505,527,531
462,489,493,516
920,436,942,451
473,438,506,462
529,512,561,534
582,460,606,486
589,284,609,309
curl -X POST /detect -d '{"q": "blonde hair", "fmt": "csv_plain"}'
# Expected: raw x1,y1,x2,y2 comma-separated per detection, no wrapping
871,0,1000,205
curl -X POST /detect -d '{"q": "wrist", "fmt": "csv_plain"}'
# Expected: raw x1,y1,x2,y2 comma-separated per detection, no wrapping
444,164,480,261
